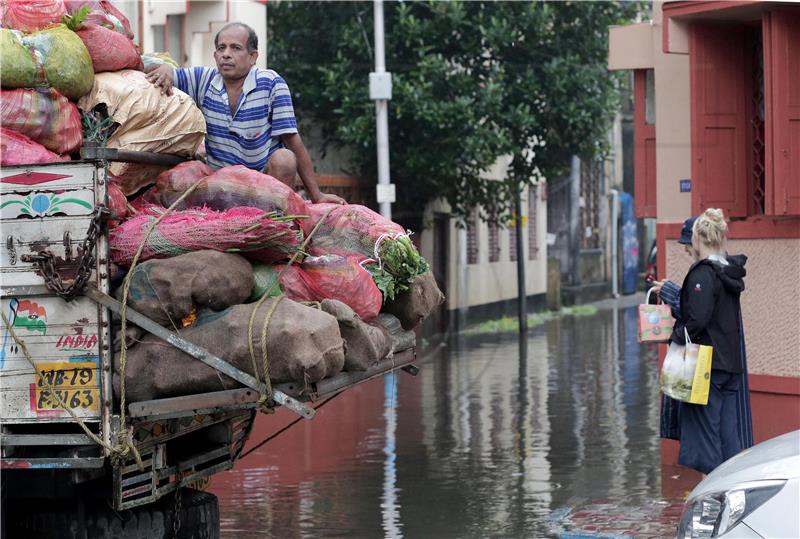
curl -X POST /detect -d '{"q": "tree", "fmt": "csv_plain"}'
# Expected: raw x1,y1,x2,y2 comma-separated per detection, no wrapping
268,1,640,227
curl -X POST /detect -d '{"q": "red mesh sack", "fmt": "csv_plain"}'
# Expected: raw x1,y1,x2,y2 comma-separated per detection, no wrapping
0,88,83,154
278,255,383,321
153,160,214,196
128,186,161,214
65,0,133,39
157,165,306,220
303,203,406,259
0,127,69,165
76,22,142,73
106,178,128,229
109,205,303,267
1,0,66,32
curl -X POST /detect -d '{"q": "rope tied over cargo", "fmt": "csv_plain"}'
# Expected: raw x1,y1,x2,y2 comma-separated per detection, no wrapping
246,207,336,412
115,177,210,468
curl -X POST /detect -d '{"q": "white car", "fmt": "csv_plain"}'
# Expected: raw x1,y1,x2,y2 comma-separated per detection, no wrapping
677,429,800,538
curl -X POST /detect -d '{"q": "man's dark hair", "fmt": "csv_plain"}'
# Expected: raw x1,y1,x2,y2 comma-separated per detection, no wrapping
214,22,258,52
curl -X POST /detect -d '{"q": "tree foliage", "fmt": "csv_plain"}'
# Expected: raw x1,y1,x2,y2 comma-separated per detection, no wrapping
268,1,640,226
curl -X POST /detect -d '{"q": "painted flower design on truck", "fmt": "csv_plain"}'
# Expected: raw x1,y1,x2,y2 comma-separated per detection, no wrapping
0,192,92,217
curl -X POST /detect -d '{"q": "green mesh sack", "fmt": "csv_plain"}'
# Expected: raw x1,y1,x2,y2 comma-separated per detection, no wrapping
248,263,283,302
0,25,94,101
0,30,37,88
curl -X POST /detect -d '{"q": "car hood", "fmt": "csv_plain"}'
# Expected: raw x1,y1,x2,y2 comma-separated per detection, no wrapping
689,430,800,499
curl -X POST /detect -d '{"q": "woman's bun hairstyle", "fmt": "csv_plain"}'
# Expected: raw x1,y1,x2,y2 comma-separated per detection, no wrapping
693,208,728,250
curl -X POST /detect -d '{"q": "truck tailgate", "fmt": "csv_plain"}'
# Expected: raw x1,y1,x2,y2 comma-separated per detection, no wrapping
1,161,112,426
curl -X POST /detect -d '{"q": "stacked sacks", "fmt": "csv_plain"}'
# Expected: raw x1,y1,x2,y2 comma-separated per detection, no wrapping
0,1,125,164
0,19,93,164
113,251,346,402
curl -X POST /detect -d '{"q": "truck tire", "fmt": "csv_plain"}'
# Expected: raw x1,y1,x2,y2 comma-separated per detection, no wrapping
7,488,219,539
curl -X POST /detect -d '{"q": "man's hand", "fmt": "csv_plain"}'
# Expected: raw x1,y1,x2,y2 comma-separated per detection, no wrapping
145,64,175,96
312,192,346,205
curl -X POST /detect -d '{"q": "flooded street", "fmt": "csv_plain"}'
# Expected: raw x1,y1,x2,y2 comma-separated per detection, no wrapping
211,301,697,538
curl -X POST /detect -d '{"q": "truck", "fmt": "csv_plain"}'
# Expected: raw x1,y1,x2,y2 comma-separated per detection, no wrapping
0,155,417,538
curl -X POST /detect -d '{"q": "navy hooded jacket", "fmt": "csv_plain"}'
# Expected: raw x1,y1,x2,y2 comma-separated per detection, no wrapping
670,255,747,373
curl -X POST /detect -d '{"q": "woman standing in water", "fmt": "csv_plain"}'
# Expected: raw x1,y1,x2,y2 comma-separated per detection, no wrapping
670,208,751,474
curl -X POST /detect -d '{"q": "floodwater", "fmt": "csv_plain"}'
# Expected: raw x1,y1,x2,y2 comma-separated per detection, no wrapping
211,301,699,538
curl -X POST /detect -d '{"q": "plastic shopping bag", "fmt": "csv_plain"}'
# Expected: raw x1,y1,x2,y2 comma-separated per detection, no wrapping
638,287,675,343
659,329,713,405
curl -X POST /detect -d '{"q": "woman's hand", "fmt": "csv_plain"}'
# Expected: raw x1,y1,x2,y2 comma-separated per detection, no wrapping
650,279,665,294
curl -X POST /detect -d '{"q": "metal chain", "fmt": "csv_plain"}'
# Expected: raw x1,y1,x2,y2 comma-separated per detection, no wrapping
172,486,182,539
21,205,109,301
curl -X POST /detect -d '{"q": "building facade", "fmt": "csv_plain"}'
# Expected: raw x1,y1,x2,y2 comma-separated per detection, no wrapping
608,1,800,465
117,0,268,69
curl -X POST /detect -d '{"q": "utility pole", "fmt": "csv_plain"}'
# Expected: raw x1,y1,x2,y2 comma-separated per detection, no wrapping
371,0,394,219
515,188,527,333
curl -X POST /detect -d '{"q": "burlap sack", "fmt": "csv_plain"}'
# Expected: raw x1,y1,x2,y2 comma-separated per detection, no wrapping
382,271,444,330
78,70,206,194
320,299,391,371
376,313,416,354
114,299,345,402
116,251,254,327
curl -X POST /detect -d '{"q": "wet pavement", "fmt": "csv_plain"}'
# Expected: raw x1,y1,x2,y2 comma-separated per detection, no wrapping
211,300,702,538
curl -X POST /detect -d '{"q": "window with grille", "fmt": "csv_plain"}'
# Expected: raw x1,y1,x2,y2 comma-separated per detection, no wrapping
580,160,602,250
488,222,500,262
527,185,539,260
466,208,479,264
751,28,766,215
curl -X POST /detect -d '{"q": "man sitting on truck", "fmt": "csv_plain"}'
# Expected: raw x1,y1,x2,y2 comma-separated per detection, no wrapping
145,22,344,204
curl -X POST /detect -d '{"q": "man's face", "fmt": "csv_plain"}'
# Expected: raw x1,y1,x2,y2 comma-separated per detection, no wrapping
214,26,257,81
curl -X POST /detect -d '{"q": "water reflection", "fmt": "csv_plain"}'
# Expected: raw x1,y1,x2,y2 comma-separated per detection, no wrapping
212,304,674,538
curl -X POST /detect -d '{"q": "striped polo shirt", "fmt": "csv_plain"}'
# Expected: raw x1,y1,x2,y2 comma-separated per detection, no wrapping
174,66,298,171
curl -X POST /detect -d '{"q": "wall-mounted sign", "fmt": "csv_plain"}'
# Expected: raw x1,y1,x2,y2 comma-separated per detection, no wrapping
680,179,691,193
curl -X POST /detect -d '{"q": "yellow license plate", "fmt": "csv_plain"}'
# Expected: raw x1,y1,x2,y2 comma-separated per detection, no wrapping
35,362,100,411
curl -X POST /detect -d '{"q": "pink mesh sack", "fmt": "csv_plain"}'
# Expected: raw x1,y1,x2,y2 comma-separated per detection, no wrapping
157,165,306,219
0,127,69,165
278,255,383,321
303,203,406,259
65,0,133,39
0,88,83,154
1,0,66,32
76,22,142,73
110,205,303,267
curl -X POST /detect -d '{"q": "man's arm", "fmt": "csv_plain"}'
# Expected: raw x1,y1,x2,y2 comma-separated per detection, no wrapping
280,133,345,205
